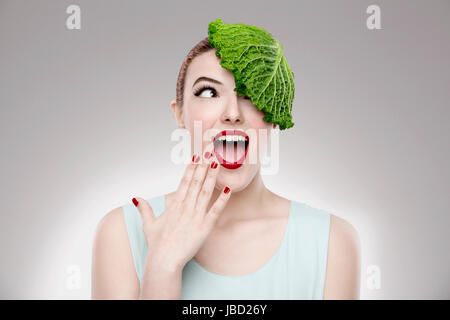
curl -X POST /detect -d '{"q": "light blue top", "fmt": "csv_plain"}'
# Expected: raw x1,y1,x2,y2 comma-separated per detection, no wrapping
122,194,331,299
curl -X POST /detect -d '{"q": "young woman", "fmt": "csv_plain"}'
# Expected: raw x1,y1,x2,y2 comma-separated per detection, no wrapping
91,34,361,300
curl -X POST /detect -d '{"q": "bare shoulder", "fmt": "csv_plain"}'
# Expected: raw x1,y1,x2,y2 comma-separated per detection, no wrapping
93,206,130,253
329,214,360,250
91,206,139,299
323,214,361,299
95,206,126,238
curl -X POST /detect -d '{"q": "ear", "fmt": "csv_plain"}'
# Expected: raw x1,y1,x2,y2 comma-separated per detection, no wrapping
170,99,185,128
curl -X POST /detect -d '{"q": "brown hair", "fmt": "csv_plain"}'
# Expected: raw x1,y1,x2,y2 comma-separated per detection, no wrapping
175,37,214,108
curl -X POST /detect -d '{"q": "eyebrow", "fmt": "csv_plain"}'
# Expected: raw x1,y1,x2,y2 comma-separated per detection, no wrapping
192,76,223,88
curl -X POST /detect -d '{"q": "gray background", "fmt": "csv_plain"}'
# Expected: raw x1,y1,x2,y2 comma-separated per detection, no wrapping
1,0,449,299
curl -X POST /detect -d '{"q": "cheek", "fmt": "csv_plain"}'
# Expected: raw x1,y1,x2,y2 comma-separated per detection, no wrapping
246,107,272,130
183,102,220,149
243,107,273,163
184,103,218,130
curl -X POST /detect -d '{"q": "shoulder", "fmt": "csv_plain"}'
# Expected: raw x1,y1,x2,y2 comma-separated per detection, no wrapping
323,214,361,299
94,206,127,243
92,205,132,267
93,201,147,255
329,214,360,251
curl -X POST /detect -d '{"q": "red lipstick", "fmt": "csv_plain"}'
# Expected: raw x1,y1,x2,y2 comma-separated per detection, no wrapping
213,129,249,170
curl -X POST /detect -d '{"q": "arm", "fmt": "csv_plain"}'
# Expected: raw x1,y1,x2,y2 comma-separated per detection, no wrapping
91,207,140,299
323,214,361,299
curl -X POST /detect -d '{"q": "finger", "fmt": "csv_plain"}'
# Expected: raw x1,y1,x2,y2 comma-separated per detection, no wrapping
196,154,220,214
133,197,155,226
174,155,199,205
203,186,231,230
184,147,215,208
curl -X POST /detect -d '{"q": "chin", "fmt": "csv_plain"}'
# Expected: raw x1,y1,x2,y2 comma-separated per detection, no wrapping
215,165,258,193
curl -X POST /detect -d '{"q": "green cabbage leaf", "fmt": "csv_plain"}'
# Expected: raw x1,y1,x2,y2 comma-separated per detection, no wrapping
208,19,295,130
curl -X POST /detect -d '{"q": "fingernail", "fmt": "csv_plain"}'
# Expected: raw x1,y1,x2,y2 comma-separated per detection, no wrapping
192,155,200,163
224,186,230,194
211,161,218,169
204,151,212,159
132,198,139,207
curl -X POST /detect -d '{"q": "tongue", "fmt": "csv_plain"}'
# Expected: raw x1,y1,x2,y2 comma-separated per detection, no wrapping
216,141,246,163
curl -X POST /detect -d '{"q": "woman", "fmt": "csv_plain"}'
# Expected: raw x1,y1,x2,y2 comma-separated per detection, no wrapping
91,21,360,300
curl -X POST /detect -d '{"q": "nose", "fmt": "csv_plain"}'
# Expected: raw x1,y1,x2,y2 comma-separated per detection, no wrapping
221,96,244,125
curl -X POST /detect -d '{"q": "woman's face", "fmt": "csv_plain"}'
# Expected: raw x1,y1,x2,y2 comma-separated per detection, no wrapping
172,48,274,193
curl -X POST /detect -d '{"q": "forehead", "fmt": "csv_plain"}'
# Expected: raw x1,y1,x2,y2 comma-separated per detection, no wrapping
185,49,236,88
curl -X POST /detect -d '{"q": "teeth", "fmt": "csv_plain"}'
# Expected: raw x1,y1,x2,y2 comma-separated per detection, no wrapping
216,135,247,142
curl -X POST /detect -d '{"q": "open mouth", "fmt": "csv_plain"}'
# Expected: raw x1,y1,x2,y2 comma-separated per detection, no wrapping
213,130,249,170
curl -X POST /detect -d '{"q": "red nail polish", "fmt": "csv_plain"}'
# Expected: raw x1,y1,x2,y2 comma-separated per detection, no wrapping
132,198,139,207
224,186,230,194
192,155,200,163
211,161,218,169
204,152,212,159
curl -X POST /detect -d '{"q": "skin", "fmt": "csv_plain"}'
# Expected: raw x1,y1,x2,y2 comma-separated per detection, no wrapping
91,49,361,299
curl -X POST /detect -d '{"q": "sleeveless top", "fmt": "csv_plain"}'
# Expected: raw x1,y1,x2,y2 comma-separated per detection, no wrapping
122,194,331,299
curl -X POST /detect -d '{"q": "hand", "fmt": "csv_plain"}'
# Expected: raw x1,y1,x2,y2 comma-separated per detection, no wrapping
133,147,231,272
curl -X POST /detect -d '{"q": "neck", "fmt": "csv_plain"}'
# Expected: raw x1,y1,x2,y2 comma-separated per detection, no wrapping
210,171,271,226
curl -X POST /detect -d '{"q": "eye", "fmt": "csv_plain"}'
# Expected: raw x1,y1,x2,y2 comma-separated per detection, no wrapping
194,85,217,98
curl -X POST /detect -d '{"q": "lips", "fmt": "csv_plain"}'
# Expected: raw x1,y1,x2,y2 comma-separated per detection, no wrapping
213,130,249,170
